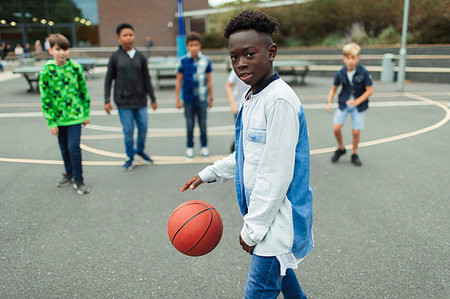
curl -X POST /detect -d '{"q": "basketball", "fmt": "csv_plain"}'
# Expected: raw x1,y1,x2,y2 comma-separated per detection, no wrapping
168,200,223,256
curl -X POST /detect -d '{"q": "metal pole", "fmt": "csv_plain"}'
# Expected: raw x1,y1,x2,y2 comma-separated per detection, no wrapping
18,0,29,47
70,2,77,47
397,0,410,92
176,0,186,57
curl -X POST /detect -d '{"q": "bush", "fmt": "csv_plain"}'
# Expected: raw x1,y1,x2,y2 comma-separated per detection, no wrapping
202,32,227,49
321,33,343,47
342,23,369,45
377,26,401,44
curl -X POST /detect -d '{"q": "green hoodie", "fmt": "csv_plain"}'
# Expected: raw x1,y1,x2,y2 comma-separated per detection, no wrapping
39,59,91,129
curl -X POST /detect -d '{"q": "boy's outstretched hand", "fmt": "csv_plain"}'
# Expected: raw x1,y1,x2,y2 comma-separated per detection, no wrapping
180,175,203,192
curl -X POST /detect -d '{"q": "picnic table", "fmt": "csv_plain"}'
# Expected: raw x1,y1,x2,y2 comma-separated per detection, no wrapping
273,60,311,84
149,57,178,89
13,58,97,92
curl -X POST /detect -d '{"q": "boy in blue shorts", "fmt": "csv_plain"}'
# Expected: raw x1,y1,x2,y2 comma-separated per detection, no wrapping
175,32,214,158
180,10,313,298
326,42,373,166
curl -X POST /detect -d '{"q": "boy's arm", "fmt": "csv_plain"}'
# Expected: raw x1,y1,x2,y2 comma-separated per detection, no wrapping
39,67,58,129
104,54,116,114
349,85,373,107
206,72,214,108
326,85,337,113
180,153,236,192
175,73,183,109
240,99,300,247
142,54,157,108
77,67,91,121
225,81,239,115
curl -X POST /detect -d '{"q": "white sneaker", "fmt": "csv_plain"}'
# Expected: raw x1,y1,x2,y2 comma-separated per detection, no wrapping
185,147,194,158
200,147,209,157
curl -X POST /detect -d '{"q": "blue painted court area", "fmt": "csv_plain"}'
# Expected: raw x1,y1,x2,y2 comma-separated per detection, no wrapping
0,68,449,298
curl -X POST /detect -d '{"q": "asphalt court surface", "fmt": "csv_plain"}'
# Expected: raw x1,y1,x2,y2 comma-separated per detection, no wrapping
0,67,449,298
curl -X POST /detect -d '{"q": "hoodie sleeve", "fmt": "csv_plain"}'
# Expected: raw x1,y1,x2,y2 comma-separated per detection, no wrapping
104,52,117,104
142,54,156,104
39,65,57,129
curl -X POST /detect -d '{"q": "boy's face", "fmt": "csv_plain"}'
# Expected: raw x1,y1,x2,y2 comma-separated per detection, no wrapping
228,29,276,90
186,40,201,58
49,45,70,66
118,28,135,51
343,54,359,71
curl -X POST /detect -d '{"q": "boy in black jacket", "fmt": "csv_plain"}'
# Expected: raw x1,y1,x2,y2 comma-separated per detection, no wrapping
104,23,158,171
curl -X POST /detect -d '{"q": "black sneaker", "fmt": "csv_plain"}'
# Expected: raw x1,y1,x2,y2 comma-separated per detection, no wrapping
122,158,135,171
73,180,90,195
351,154,362,166
57,173,73,188
136,152,153,164
331,148,346,163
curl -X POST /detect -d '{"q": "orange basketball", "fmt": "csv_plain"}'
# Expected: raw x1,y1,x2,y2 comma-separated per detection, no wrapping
168,200,223,256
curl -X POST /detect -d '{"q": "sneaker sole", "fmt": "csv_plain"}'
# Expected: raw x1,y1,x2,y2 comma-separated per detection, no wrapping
122,161,136,171
73,184,90,195
58,181,72,188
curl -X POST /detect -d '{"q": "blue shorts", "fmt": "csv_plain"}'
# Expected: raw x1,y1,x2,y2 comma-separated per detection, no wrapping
333,106,365,130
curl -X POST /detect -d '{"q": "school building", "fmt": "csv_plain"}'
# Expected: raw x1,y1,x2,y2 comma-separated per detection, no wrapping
0,0,210,48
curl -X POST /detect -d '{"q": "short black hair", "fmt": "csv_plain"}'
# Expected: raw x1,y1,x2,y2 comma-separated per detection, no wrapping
116,23,134,35
48,33,70,50
186,32,202,45
224,10,279,39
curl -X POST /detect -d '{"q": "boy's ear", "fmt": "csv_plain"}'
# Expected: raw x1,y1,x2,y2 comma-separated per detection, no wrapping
268,43,277,62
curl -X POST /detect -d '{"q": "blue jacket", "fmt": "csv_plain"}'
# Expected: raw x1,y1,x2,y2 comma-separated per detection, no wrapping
199,74,313,258
334,64,373,112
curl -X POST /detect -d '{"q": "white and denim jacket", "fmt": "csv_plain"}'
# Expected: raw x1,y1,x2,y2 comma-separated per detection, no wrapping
199,74,313,262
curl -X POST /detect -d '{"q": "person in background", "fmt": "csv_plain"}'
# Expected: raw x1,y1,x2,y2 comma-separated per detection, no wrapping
39,33,91,195
175,32,214,159
144,35,154,59
326,42,373,166
104,23,158,171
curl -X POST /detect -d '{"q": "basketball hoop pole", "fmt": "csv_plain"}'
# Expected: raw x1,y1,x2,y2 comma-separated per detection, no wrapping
176,0,187,57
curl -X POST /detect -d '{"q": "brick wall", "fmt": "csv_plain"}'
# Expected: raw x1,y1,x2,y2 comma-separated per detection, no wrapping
98,0,209,47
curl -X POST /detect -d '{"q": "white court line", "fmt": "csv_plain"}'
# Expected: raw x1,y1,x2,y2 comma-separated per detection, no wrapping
0,100,440,119
0,93,449,165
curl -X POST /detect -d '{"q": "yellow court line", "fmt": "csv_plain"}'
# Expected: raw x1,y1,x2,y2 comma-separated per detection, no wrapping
0,93,448,165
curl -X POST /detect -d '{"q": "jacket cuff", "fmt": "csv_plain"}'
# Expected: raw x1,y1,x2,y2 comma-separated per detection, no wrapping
105,98,111,104
198,167,216,183
240,225,257,247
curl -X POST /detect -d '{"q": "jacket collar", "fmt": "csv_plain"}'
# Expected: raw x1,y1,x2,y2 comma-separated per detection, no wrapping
253,72,280,96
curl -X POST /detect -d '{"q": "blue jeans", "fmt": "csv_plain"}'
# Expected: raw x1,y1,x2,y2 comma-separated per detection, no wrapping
118,107,148,159
57,124,83,181
184,101,207,148
244,255,307,299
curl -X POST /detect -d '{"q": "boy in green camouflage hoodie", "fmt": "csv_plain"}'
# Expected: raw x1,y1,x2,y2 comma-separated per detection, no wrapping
39,33,91,195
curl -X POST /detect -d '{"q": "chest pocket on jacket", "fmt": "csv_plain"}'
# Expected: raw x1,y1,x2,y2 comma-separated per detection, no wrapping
247,127,266,143
246,127,266,167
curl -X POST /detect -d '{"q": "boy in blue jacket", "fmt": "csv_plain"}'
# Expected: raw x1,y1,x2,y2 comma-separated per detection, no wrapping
326,42,373,166
180,10,313,299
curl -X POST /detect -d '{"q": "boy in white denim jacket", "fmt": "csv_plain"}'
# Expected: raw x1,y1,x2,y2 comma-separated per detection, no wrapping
180,10,313,298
